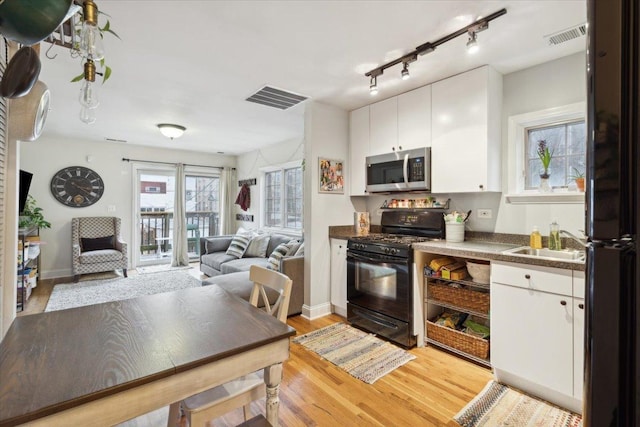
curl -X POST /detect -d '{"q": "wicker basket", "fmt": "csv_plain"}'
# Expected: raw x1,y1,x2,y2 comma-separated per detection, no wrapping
426,320,489,359
429,282,490,314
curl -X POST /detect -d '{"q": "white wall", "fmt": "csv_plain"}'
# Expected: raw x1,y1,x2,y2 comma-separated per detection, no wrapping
303,102,353,318
19,136,235,279
363,52,587,236
235,137,304,231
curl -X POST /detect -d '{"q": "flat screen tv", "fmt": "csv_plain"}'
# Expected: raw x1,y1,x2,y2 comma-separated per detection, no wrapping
19,169,33,214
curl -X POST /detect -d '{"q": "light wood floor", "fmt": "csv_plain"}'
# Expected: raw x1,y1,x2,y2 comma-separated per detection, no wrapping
19,269,492,427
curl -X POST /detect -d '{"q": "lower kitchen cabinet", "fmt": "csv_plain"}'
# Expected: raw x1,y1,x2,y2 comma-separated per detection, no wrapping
330,239,348,317
491,261,584,414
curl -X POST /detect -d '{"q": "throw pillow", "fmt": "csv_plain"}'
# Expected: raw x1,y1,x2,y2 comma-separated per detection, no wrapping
81,235,115,252
244,233,271,258
267,240,298,271
225,231,252,258
294,242,304,256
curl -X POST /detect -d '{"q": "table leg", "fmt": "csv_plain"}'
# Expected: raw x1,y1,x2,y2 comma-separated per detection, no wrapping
264,363,283,427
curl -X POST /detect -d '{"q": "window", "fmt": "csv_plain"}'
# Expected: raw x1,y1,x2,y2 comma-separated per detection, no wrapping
525,120,586,190
262,162,303,230
505,102,586,204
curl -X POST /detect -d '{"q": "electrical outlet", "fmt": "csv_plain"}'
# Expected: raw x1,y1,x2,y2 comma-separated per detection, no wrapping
478,209,492,219
107,205,116,212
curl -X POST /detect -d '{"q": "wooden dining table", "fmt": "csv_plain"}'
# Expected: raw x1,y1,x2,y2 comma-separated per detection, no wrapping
0,285,296,427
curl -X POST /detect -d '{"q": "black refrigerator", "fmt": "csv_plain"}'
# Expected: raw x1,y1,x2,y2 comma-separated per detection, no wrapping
584,0,639,425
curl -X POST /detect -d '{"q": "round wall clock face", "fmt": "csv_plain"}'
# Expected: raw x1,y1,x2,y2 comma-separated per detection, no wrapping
50,166,104,207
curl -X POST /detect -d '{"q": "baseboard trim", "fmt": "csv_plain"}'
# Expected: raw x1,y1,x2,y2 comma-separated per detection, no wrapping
301,302,332,320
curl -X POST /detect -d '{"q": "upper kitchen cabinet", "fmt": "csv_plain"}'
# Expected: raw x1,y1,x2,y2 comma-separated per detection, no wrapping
431,65,502,193
350,106,369,196
369,85,432,156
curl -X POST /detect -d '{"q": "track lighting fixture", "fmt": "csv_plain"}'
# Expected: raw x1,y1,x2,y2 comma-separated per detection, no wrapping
369,69,383,96
467,30,479,54
401,62,410,80
364,8,506,93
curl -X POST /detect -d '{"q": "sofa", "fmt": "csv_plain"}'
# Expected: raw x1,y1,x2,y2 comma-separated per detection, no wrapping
199,233,304,316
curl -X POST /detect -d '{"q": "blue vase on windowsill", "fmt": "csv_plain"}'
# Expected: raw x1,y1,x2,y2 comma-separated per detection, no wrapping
539,172,552,193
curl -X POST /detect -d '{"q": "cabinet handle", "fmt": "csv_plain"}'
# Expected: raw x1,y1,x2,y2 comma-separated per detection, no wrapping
560,300,567,306
398,145,402,151
578,303,584,309
479,184,484,190
525,274,531,279
392,146,395,151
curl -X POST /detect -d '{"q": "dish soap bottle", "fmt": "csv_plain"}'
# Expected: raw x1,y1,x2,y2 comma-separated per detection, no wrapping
530,226,542,249
549,221,562,250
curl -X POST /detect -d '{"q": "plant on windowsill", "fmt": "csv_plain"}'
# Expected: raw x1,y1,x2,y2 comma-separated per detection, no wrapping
570,167,585,192
537,140,554,192
19,195,51,231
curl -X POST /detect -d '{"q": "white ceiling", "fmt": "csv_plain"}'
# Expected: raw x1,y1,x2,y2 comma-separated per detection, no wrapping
36,1,586,155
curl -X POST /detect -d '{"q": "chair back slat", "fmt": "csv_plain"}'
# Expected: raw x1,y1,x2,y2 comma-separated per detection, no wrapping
249,265,292,323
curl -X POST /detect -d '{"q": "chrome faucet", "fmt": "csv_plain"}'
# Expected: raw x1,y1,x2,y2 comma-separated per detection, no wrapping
559,230,588,248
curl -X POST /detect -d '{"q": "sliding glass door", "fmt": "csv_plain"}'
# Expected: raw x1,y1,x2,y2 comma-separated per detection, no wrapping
134,165,221,268
137,169,175,266
185,171,220,257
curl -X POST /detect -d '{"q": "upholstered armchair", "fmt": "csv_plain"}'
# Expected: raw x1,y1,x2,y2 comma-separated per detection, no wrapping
72,217,128,282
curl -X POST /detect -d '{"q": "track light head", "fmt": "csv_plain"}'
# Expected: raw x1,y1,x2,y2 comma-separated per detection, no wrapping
401,62,410,80
369,76,378,95
467,30,479,54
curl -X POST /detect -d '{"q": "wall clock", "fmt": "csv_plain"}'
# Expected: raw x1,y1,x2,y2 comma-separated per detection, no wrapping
50,166,104,207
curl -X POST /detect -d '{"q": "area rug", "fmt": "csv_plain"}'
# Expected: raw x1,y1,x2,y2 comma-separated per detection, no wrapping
136,264,192,274
292,322,416,384
45,270,201,312
454,380,582,427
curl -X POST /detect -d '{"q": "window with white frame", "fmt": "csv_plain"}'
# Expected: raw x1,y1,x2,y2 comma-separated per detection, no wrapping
506,102,586,202
525,120,586,190
262,162,303,230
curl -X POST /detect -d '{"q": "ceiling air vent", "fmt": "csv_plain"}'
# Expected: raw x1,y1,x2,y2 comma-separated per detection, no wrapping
246,86,308,110
545,23,587,46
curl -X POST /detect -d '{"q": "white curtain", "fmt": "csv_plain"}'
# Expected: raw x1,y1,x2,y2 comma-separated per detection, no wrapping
172,163,189,266
220,167,237,235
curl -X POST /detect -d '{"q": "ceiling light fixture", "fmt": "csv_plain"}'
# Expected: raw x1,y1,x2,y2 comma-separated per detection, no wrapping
364,8,506,93
157,123,186,140
466,30,479,54
79,59,98,124
369,69,382,95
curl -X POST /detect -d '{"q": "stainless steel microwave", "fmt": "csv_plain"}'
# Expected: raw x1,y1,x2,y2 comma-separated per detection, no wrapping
366,147,431,193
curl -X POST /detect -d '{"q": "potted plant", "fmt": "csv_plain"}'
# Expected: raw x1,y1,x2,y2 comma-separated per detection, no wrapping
570,167,585,192
537,140,554,192
19,195,51,230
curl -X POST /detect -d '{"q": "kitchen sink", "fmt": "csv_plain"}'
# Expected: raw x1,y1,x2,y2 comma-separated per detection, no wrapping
503,246,586,262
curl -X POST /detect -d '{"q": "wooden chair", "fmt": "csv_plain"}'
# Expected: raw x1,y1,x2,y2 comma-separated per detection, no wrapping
168,265,292,427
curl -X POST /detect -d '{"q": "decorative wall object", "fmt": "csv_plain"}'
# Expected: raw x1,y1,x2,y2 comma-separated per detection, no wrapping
319,158,344,194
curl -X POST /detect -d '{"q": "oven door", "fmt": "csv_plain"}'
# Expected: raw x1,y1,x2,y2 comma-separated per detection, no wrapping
346,250,411,322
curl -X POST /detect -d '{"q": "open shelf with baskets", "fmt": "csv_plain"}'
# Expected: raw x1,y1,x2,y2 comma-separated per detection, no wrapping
424,259,491,367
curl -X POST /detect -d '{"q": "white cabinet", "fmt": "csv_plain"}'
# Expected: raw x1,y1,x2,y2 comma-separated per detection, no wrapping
330,239,348,317
349,106,369,196
431,65,502,193
491,261,584,413
398,85,431,150
369,97,398,156
369,85,431,156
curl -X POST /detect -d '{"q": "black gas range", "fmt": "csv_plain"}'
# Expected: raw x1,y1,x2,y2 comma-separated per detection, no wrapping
346,210,445,347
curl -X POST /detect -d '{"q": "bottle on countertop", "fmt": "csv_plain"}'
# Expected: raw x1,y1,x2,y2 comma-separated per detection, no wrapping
530,226,542,249
549,221,562,250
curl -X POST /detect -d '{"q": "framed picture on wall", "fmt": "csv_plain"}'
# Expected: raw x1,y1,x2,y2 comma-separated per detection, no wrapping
318,158,344,194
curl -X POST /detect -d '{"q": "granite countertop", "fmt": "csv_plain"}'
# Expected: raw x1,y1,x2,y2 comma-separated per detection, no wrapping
328,226,585,271
413,238,585,271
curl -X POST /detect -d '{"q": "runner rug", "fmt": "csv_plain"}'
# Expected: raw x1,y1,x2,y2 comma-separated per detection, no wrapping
45,270,201,312
454,380,582,427
292,322,416,384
